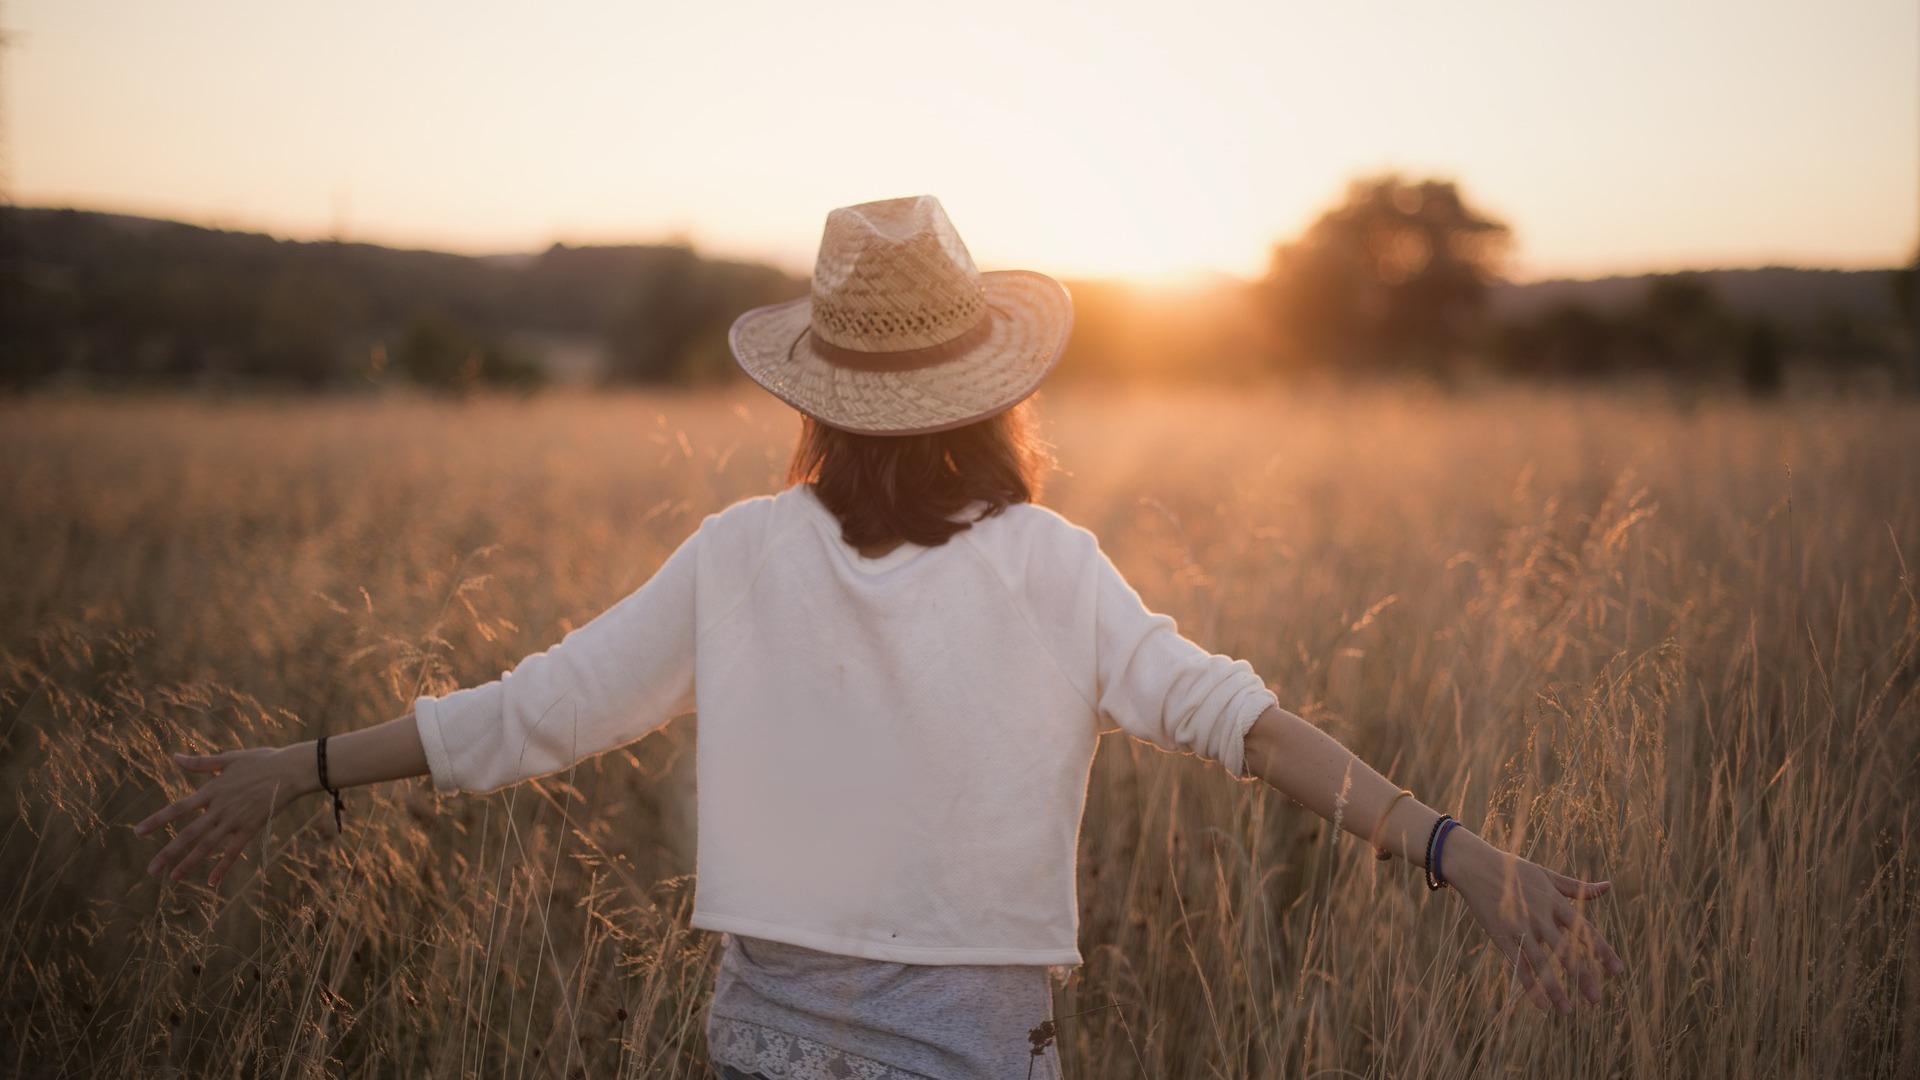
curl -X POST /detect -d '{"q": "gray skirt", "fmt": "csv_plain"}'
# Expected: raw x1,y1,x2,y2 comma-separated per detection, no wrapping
705,932,1065,1080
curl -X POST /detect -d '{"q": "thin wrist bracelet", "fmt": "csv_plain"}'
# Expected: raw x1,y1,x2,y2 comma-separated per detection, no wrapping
1422,813,1454,890
316,735,345,834
1426,817,1462,891
1368,789,1415,862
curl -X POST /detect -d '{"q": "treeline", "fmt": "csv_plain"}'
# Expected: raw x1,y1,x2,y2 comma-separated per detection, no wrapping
1498,276,1790,391
1261,175,1913,393
1,190,1912,393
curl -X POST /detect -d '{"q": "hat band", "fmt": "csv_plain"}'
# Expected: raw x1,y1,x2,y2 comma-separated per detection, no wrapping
801,311,995,372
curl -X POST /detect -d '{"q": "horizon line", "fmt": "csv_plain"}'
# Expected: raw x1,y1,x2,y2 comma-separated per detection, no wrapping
12,199,1909,288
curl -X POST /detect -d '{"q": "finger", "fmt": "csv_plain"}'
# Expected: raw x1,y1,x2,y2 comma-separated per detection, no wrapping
1497,932,1552,1015
171,821,234,882
1548,870,1611,901
207,830,252,887
148,812,222,878
1546,916,1603,1005
1552,896,1627,978
173,751,237,775
1522,936,1572,1015
133,787,213,836
1588,923,1627,977
1509,940,1555,1015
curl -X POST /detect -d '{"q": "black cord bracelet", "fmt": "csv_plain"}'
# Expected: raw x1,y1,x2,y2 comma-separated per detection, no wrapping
1423,813,1454,891
316,735,344,834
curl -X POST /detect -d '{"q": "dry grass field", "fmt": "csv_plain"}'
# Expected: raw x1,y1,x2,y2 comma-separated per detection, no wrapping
2,384,1917,1078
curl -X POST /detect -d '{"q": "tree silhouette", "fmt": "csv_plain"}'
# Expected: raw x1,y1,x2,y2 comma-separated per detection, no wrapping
1740,318,1783,397
1495,302,1620,378
1634,274,1742,380
1894,244,1918,390
1264,175,1510,374
396,308,542,391
598,244,802,384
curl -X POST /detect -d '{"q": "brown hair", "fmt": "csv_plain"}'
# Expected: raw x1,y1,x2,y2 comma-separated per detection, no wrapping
787,402,1050,549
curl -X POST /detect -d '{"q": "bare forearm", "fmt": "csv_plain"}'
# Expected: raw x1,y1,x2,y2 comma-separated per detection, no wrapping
261,711,432,799
1241,703,1495,873
1240,704,1630,1014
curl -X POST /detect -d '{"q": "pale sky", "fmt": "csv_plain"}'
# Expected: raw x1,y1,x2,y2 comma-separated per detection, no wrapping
9,0,1917,281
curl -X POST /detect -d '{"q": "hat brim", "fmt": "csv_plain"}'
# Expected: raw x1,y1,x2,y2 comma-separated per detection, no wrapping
728,270,1073,436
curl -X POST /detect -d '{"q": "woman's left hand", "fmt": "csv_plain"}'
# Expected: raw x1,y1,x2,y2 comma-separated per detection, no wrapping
1444,831,1627,1015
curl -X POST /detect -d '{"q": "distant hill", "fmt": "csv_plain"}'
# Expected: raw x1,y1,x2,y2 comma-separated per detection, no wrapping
1,206,804,386
1492,268,1898,329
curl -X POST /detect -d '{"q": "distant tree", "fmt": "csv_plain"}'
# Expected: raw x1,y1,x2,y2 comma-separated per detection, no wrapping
1264,175,1511,374
250,267,369,384
1894,245,1919,390
396,308,543,391
604,247,802,384
1632,274,1737,377
1642,275,1717,323
1494,275,1766,384
1495,302,1620,378
0,263,76,388
1804,305,1888,365
1740,319,1783,396
605,245,708,382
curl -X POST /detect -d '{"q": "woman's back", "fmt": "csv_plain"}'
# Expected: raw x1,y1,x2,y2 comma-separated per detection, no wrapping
415,482,1276,967
694,484,1104,962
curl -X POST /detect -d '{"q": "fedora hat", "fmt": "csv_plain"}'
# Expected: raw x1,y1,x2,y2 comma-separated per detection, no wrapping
729,195,1073,436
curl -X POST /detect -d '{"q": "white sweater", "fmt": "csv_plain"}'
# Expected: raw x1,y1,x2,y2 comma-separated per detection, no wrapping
414,484,1277,966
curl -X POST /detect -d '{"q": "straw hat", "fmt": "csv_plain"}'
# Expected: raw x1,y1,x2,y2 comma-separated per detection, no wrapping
729,195,1073,436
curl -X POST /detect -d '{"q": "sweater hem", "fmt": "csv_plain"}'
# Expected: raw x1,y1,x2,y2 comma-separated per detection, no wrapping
412,694,461,793
690,908,1084,967
1227,687,1280,780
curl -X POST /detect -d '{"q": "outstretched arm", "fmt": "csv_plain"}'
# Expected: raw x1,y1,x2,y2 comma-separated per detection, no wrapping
135,509,713,886
134,710,429,886
1242,703,1627,1015
1069,523,1625,1014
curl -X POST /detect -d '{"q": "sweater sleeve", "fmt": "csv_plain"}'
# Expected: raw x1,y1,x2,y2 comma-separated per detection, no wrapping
1089,540,1277,780
412,522,704,794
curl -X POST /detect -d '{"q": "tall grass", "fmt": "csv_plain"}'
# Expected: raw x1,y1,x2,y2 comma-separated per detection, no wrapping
3,385,1916,1078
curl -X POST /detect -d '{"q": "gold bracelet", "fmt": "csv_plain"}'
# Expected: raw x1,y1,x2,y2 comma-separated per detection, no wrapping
1368,789,1415,861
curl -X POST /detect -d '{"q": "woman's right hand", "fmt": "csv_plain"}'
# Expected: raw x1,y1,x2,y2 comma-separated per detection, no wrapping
133,745,318,886
1444,830,1627,1015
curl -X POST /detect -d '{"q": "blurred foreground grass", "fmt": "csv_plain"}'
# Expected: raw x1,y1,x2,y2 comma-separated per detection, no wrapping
3,384,1917,1077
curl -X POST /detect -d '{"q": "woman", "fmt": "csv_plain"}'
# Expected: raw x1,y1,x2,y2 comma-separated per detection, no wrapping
135,196,1624,1079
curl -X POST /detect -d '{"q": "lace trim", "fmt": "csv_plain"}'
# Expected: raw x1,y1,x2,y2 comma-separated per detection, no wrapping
708,1015,929,1080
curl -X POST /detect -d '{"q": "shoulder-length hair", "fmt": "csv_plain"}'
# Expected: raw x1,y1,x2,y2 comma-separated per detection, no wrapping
787,402,1050,549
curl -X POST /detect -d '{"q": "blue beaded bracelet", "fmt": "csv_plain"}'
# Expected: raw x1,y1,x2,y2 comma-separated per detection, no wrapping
1426,817,1461,891
1421,813,1452,888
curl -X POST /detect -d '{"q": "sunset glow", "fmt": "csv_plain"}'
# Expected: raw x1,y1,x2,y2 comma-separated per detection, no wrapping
10,0,1916,281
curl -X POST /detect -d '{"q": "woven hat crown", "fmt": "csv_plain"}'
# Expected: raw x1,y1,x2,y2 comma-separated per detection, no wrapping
728,193,1072,435
808,195,988,352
